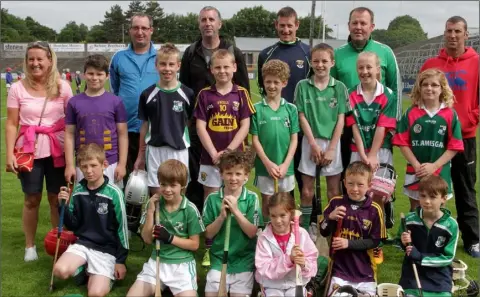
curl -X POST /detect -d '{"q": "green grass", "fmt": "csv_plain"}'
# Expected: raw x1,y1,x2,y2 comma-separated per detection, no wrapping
1,79,478,297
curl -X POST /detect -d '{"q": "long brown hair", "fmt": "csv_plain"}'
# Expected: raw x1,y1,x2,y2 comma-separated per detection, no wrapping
23,41,61,99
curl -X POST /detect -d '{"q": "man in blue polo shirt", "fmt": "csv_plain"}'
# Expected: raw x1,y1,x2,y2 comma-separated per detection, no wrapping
109,12,160,184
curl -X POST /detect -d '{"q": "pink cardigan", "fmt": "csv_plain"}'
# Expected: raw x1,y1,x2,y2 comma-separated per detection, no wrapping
255,223,318,290
17,118,65,167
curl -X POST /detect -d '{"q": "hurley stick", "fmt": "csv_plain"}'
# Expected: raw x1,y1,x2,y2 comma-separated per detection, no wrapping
49,182,73,292
401,213,423,297
217,212,232,297
155,201,162,297
293,209,303,297
324,219,343,297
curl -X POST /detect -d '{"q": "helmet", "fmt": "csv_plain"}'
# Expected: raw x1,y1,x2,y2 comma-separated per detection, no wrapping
6,67,12,72
124,170,149,206
44,228,77,257
76,70,80,74
369,163,397,203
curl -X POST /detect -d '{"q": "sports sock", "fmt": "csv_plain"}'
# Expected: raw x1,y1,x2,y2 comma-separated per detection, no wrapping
300,206,312,230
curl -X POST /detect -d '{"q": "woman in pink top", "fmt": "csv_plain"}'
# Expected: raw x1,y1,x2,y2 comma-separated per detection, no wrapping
5,41,73,262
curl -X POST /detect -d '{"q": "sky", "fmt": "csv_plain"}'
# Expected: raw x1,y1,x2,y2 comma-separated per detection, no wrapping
2,1,479,40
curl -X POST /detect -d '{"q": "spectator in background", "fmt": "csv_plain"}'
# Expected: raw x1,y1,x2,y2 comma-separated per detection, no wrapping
179,6,249,213
65,68,72,83
61,69,67,80
420,16,479,258
75,70,82,94
5,41,73,262
6,67,13,93
109,12,159,185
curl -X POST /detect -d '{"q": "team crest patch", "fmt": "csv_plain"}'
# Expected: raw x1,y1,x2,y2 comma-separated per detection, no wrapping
296,60,304,69
201,172,207,181
172,100,184,112
435,236,446,247
173,222,184,232
362,219,372,230
283,117,291,128
350,204,359,210
232,101,240,111
438,125,446,135
97,202,108,215
413,124,422,133
329,98,338,108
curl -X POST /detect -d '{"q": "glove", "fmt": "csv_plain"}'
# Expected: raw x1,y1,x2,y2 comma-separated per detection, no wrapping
407,245,423,262
153,224,173,244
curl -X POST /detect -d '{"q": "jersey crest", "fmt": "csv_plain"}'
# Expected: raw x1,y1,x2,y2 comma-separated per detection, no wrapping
329,97,338,108
362,219,372,230
296,60,304,69
438,125,447,135
413,124,422,133
97,202,108,215
172,100,184,112
435,235,446,247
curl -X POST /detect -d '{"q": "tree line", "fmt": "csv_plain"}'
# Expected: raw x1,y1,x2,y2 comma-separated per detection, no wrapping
1,1,428,49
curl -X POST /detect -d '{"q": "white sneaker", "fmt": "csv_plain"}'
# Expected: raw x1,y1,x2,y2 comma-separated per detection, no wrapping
24,245,38,262
308,222,318,242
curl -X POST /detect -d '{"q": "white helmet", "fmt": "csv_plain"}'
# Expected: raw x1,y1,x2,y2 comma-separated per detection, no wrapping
124,170,149,205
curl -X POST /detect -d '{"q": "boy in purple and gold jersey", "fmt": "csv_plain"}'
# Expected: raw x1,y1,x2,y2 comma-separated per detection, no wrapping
319,161,385,296
194,49,255,200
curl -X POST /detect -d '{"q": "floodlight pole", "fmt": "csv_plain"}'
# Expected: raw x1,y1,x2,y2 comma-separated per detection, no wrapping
309,0,316,48
322,1,326,42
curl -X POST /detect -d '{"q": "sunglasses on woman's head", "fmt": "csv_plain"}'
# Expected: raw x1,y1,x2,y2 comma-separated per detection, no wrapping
27,41,51,53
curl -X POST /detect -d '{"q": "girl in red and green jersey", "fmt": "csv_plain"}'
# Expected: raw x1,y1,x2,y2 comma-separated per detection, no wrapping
393,69,464,211
346,52,397,171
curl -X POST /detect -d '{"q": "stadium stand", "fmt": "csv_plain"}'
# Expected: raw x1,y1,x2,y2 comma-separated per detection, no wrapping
395,29,480,88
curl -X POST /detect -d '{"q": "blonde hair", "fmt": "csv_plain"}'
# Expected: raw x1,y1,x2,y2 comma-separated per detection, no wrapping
211,49,236,65
345,161,373,182
23,42,61,100
262,59,290,83
156,43,181,62
77,143,106,165
410,69,455,108
357,51,381,81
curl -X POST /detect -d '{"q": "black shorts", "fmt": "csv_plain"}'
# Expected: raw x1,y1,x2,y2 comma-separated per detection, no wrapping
18,157,66,195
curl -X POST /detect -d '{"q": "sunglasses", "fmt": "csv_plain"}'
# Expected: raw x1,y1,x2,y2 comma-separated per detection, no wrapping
27,41,52,54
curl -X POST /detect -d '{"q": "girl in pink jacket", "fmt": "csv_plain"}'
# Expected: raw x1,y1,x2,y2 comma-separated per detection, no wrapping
255,192,318,296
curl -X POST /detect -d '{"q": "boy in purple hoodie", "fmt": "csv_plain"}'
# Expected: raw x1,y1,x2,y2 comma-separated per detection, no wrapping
420,15,479,258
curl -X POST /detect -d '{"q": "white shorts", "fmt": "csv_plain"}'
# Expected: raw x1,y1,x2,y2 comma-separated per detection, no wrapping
329,276,376,296
65,243,116,280
6,83,11,88
205,269,254,295
146,145,189,188
264,286,306,297
76,162,123,188
254,175,295,196
198,165,222,188
403,174,454,201
136,258,197,295
350,148,393,165
298,137,343,177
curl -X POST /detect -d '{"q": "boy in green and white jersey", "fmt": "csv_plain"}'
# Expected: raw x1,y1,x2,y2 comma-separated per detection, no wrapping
203,150,262,297
127,159,205,297
294,43,348,231
251,59,300,221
